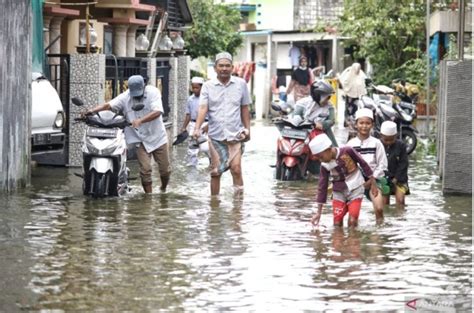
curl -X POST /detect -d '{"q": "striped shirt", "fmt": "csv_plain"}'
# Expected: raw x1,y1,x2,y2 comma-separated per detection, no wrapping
347,135,387,179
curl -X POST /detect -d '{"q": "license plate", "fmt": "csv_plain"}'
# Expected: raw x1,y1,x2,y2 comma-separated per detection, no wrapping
86,127,117,138
281,128,307,140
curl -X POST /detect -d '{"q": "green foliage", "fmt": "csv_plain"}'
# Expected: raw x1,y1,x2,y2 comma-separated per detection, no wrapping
340,0,427,86
185,0,243,59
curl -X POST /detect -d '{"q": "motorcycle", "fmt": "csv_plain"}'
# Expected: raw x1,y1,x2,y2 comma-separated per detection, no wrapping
346,82,418,154
273,115,313,181
72,97,137,197
372,93,418,154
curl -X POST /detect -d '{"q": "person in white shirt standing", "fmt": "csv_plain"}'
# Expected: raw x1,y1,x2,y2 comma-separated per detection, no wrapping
193,52,251,196
347,108,388,223
179,76,209,167
85,75,171,193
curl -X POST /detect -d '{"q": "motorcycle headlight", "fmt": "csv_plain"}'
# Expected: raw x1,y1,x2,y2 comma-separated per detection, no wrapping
53,112,65,128
292,142,305,155
280,139,291,154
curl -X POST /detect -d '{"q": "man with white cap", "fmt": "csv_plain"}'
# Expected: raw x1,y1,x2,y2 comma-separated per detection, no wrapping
85,74,171,193
347,108,388,222
379,121,410,207
193,52,251,195
179,76,209,167
309,133,377,227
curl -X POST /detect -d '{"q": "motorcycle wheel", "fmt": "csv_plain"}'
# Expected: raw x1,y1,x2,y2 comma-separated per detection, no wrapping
401,129,417,155
280,165,300,181
92,172,109,198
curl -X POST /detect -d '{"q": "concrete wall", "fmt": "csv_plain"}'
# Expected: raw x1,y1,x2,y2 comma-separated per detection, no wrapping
68,54,106,167
0,0,31,191
251,0,294,31
436,59,472,195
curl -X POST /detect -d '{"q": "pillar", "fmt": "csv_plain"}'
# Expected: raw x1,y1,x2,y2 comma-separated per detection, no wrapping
126,25,138,57
0,0,31,191
69,54,106,167
49,17,64,55
168,56,178,139
43,16,52,52
177,55,190,134
113,25,128,57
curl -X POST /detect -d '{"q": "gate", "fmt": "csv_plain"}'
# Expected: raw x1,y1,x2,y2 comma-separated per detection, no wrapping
105,56,171,121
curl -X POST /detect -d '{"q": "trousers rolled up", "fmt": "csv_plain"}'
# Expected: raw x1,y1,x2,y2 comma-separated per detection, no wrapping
136,143,171,184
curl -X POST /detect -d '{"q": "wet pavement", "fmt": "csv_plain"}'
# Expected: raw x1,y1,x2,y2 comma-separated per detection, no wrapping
0,121,472,311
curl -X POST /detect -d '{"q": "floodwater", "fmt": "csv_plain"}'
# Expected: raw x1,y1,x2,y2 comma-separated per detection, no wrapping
0,121,471,311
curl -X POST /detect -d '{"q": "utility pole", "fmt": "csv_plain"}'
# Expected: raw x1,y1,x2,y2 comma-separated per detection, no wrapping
426,0,431,137
458,0,465,60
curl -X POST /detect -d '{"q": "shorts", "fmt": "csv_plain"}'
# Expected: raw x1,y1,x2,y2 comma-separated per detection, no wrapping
208,139,245,176
364,177,391,199
388,180,410,195
332,185,364,224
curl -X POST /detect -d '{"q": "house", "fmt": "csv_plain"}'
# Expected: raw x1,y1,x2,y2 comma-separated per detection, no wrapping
226,0,348,119
39,0,193,166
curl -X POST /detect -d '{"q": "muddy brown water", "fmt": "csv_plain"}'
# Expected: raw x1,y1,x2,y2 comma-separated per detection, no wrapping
0,122,471,311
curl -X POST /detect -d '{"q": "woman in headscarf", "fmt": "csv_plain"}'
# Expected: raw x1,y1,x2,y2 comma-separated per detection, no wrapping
286,56,314,101
339,62,367,123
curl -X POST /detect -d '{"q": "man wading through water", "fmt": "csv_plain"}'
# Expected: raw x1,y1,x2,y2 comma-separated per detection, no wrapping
85,75,171,193
193,52,251,195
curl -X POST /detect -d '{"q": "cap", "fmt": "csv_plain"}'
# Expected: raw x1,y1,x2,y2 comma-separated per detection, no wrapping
191,76,204,84
380,121,397,136
215,52,233,63
309,133,332,155
355,108,373,120
128,75,145,97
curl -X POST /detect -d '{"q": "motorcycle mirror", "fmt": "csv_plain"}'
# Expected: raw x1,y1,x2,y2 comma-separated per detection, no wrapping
132,103,145,111
71,97,84,106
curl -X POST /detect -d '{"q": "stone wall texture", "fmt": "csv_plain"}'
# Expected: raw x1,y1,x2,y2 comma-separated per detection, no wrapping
68,54,105,167
177,55,191,135
294,0,344,30
437,60,472,195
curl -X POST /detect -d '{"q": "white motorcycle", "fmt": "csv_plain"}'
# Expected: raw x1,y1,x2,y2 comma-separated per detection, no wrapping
72,98,137,197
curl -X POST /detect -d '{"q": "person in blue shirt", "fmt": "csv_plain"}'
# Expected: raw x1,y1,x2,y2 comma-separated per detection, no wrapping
179,76,209,167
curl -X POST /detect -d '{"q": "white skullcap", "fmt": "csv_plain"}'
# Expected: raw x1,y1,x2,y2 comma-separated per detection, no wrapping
355,108,373,120
215,51,233,63
380,121,398,136
309,133,332,155
191,76,204,84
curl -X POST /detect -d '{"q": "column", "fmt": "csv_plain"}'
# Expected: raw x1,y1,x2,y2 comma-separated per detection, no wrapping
126,25,138,57
43,16,52,52
113,25,128,57
69,54,106,166
49,17,64,55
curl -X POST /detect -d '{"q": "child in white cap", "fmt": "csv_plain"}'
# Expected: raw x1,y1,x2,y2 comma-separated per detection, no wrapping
309,133,377,227
379,121,410,207
179,76,209,166
347,108,388,223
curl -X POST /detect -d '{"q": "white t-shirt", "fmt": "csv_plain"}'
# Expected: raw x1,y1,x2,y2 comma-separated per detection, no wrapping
347,135,387,179
110,85,168,153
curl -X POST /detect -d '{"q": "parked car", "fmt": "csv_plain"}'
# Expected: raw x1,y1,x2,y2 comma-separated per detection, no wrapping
31,72,66,165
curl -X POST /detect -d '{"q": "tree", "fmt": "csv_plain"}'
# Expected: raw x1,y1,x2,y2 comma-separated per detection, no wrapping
185,0,243,59
339,0,426,86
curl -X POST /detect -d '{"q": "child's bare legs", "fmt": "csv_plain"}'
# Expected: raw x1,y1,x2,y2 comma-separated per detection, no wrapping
395,188,405,206
369,192,384,223
383,195,390,205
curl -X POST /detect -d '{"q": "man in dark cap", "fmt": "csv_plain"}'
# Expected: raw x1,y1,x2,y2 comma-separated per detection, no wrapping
85,75,171,193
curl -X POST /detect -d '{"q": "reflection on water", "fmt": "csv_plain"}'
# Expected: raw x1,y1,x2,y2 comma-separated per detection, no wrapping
0,122,471,311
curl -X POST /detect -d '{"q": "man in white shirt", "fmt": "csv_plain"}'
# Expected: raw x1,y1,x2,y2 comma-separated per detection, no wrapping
85,75,171,193
193,52,251,195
